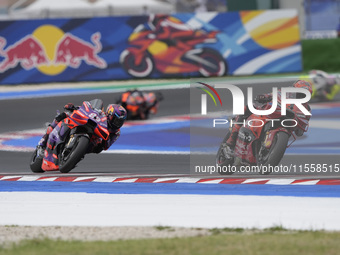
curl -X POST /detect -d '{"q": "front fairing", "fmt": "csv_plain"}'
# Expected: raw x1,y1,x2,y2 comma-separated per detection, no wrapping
234,113,287,165
68,102,110,140
234,114,269,164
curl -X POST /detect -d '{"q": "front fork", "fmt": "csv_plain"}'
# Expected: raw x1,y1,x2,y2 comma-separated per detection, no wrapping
61,133,91,160
257,128,291,163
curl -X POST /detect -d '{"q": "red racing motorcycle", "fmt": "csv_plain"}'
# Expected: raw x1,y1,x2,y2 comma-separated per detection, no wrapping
120,24,227,78
216,97,310,174
30,99,110,173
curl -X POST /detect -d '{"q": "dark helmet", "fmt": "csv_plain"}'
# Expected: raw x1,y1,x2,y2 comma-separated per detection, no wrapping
106,104,127,129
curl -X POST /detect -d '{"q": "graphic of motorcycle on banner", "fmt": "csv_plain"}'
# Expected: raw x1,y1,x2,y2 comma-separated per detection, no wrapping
120,14,227,78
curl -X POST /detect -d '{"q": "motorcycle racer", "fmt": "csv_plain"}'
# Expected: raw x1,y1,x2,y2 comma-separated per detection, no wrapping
308,70,340,101
36,100,127,158
117,89,163,120
225,80,313,150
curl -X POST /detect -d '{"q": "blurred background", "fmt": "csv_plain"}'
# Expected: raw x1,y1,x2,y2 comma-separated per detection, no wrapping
1,0,340,39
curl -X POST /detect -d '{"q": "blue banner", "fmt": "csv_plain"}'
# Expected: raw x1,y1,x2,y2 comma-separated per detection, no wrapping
0,10,302,85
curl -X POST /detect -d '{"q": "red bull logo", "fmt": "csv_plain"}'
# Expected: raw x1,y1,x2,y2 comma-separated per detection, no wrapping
0,35,48,71
0,25,107,75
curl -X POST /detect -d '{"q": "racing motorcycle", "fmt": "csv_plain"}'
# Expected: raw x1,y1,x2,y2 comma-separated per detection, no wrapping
311,77,340,102
216,97,310,174
117,89,164,120
120,24,227,78
30,99,109,173
301,70,340,101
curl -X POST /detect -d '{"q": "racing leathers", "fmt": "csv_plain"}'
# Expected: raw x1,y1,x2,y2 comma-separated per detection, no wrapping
37,103,120,155
309,70,340,100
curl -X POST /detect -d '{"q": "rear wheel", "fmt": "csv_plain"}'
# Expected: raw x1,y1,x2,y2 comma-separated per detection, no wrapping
29,148,44,173
216,131,234,175
257,132,289,174
59,136,89,173
198,48,227,77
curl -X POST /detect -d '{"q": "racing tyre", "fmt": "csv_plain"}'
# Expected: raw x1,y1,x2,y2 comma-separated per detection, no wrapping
257,131,289,175
29,148,44,173
59,136,90,173
216,131,234,175
198,48,228,77
120,50,154,78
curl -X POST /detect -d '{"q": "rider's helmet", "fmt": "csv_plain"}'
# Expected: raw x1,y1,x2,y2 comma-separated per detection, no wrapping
293,80,313,98
129,90,146,106
144,92,157,107
106,104,127,129
310,69,328,79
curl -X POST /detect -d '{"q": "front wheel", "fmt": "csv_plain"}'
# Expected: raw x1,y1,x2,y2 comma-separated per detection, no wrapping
120,50,154,78
257,131,289,174
59,136,90,173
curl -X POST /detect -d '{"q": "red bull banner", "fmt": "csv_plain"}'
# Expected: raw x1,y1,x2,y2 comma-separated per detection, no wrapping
0,10,302,85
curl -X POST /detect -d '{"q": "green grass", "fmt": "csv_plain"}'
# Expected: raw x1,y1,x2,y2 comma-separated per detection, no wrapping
1,231,340,255
302,38,340,73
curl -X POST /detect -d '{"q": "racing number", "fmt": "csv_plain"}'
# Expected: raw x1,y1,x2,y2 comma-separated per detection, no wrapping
89,113,100,122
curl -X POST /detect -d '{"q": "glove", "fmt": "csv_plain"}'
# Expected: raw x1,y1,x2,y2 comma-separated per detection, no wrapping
64,103,76,111
255,95,271,103
55,112,67,122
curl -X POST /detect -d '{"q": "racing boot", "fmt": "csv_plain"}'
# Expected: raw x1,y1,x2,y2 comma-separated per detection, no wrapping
222,124,241,160
36,145,45,158
36,119,59,156
37,125,53,149
226,128,239,148
226,116,243,149
225,109,251,149
225,126,240,156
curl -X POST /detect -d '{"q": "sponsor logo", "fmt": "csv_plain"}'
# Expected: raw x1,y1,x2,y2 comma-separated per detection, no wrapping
238,131,252,142
0,25,107,75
